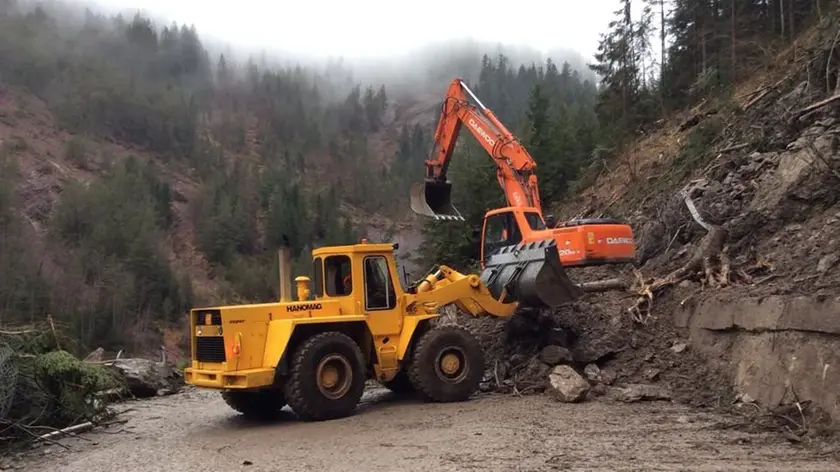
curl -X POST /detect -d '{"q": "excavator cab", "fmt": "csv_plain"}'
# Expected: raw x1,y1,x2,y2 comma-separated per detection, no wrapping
479,208,580,308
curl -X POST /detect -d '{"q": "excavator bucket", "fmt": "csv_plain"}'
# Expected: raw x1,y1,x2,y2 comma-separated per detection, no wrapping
409,180,464,221
480,239,581,309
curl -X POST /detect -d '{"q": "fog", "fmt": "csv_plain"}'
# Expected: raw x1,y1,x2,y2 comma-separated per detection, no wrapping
87,0,617,62
8,0,639,102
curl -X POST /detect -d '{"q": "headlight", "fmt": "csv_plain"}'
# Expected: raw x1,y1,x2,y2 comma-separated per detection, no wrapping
197,328,203,336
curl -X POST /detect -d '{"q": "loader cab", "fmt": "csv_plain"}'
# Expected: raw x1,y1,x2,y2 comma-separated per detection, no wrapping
311,242,404,322
480,207,547,267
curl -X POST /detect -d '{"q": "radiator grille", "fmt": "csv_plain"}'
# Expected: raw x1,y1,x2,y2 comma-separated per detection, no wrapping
195,336,226,363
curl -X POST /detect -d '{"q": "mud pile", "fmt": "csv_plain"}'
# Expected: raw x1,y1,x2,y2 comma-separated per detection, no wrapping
455,294,723,405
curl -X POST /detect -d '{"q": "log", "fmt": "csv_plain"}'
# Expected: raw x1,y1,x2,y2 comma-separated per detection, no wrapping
37,422,94,441
794,93,840,120
577,278,629,293
719,143,749,153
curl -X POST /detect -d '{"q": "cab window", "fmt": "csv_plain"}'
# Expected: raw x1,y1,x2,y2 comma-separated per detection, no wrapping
524,212,546,230
483,212,522,260
364,256,396,310
325,255,352,296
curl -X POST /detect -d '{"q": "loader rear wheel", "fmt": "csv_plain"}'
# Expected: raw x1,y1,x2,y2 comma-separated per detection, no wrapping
284,332,365,421
409,325,484,402
221,388,286,419
380,369,415,394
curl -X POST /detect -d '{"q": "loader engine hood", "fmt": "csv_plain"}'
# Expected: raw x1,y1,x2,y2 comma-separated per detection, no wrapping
479,239,581,309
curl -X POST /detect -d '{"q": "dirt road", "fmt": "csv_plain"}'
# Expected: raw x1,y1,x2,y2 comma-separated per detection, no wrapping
13,387,840,472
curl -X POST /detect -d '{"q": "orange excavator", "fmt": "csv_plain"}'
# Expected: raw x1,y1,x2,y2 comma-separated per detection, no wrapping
410,78,636,284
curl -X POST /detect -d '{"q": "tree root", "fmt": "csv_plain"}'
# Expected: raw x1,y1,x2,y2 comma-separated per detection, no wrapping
626,183,775,322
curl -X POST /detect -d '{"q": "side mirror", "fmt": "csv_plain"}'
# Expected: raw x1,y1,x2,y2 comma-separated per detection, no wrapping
544,214,557,228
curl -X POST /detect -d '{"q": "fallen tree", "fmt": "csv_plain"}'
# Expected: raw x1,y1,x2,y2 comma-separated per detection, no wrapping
0,323,119,450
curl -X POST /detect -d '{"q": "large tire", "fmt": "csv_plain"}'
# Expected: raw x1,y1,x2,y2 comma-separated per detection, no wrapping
284,332,366,421
221,388,286,419
409,325,484,402
380,369,415,394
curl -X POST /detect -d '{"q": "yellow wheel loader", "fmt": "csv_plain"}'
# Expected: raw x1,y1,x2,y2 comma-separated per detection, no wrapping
184,238,580,421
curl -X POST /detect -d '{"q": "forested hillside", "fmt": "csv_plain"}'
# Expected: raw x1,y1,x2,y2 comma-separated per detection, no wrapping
0,1,405,351
0,0,594,354
2,0,836,358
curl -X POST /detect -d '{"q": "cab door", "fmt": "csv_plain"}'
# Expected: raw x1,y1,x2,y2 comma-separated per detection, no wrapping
480,211,523,267
361,255,402,335
361,255,403,374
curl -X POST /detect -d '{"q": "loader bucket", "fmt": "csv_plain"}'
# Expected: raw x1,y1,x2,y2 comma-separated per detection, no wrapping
479,239,581,309
409,180,464,221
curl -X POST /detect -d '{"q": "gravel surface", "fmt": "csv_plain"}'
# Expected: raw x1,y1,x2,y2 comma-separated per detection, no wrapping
12,387,840,472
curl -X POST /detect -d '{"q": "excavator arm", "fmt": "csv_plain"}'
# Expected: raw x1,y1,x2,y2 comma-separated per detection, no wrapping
410,78,543,220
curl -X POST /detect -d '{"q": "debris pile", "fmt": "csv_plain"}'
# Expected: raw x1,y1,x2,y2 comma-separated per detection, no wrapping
462,305,683,405
456,17,840,420
109,358,184,398
0,324,118,448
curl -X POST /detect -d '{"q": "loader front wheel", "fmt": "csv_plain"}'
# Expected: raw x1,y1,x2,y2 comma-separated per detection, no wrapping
284,332,366,421
221,388,286,419
409,325,484,402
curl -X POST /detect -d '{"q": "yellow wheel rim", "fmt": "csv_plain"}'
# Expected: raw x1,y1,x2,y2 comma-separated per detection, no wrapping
321,365,339,389
440,353,461,375
316,354,352,399
435,346,468,383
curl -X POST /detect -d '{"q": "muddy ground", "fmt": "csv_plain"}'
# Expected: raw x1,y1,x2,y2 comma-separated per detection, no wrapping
9,386,840,472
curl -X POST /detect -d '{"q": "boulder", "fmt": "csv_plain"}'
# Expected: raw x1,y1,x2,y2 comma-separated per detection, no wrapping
539,345,573,365
600,367,618,385
584,363,602,383
548,366,590,403
110,358,184,398
520,357,553,384
671,341,689,354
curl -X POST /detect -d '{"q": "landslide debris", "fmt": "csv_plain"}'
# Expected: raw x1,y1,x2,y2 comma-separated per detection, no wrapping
449,14,840,423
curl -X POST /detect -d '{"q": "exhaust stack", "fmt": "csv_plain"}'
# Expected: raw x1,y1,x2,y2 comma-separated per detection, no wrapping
410,180,464,221
480,239,581,309
278,246,293,302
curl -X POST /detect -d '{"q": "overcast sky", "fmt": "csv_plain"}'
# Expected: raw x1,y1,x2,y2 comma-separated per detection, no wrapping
88,0,620,60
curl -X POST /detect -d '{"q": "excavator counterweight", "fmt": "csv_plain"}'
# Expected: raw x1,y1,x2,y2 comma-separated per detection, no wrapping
409,180,463,221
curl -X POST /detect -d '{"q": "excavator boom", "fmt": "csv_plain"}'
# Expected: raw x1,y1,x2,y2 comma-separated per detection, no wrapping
410,78,542,221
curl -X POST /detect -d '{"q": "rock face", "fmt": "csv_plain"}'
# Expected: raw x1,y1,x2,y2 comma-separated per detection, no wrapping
110,359,184,398
548,366,590,403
